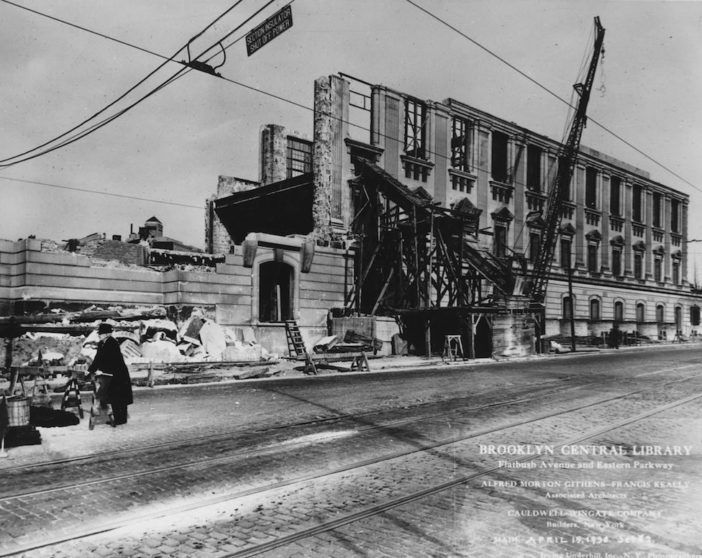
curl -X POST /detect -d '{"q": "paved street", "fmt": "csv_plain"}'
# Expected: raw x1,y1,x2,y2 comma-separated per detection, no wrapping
2,345,702,557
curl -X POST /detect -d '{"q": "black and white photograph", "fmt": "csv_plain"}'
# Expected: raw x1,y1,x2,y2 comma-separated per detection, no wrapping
1,1,701,556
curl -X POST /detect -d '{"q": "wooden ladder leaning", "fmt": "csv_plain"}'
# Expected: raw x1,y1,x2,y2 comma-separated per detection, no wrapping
284,320,318,375
284,320,307,358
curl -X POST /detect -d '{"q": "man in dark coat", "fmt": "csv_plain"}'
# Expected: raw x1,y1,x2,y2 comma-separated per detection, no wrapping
88,323,133,426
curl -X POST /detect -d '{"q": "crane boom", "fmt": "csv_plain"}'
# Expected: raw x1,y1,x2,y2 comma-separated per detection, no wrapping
526,17,605,303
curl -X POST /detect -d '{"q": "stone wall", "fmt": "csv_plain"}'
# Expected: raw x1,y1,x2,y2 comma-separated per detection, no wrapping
260,124,288,185
543,276,702,339
205,175,260,253
0,235,351,356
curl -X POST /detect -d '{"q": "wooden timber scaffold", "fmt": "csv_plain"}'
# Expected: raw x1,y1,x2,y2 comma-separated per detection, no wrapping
342,17,605,357
344,159,524,356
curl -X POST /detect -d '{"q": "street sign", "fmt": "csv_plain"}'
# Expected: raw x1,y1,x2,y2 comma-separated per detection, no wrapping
245,5,293,56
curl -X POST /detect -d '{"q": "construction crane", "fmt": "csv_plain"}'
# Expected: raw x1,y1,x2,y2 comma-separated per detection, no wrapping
524,16,606,304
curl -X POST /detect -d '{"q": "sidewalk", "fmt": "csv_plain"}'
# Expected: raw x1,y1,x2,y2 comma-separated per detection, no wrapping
1,340,699,466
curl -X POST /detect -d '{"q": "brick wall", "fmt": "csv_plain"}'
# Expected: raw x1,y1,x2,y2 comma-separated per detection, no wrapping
92,240,147,265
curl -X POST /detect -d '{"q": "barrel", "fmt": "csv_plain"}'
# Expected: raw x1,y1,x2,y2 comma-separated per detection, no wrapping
7,396,30,427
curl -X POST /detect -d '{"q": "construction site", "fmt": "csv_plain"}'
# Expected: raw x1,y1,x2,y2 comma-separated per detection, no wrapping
2,16,701,384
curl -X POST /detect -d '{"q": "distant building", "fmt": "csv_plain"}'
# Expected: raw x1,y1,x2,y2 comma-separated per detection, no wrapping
129,216,202,253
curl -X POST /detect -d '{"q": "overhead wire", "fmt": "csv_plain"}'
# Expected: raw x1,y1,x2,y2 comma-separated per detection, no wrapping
402,0,699,193
0,0,251,165
0,175,203,209
0,0,693,232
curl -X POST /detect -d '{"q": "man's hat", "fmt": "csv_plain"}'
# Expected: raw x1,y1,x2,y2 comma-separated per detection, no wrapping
97,322,113,335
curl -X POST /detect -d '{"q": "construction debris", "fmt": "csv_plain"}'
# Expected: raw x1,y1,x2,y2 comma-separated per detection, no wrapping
1,306,276,375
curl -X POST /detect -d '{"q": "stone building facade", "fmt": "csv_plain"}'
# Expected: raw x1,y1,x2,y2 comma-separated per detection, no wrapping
206,73,701,345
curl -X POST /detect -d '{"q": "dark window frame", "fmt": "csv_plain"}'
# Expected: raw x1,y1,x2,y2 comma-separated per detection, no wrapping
286,137,313,179
494,224,507,258
614,300,624,323
560,238,572,270
610,176,621,216
491,130,509,183
656,304,665,324
526,145,542,192
611,247,622,277
671,199,680,233
451,116,471,172
634,252,643,280
632,184,643,222
590,298,601,321
585,167,598,209
653,193,662,228
587,244,598,273
404,97,427,159
563,296,573,320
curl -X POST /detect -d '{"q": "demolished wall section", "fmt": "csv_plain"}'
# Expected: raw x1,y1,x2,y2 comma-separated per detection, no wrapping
0,236,351,357
206,175,260,253
260,124,288,185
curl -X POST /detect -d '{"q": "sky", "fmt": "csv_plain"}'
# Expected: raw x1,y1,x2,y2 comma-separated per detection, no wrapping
0,0,701,272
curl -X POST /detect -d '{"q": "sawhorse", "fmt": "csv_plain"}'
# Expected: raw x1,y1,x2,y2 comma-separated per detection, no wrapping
302,352,371,375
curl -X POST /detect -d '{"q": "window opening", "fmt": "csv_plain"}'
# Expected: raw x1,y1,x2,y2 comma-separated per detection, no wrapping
590,299,600,321
494,225,507,258
610,176,621,216
611,247,622,277
636,303,645,324
563,296,572,320
691,305,700,327
653,193,662,228
675,306,682,331
633,185,643,222
560,238,571,270
672,260,680,285
671,199,680,233
634,252,643,280
587,244,598,273
656,304,664,324
286,137,313,178
491,131,509,183
654,257,662,282
404,98,427,159
529,232,541,263
259,261,294,323
614,301,624,323
451,116,471,172
585,167,598,209
526,145,541,191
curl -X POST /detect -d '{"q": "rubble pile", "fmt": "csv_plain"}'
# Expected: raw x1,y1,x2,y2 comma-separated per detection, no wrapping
1,306,275,370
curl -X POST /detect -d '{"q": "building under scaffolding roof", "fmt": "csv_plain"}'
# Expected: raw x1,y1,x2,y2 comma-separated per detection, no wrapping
206,70,699,358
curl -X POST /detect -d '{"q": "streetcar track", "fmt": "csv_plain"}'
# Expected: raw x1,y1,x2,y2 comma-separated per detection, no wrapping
224,390,702,558
5,360,692,473
0,377,570,473
4,370,700,557
0,365,691,501
0,378,606,501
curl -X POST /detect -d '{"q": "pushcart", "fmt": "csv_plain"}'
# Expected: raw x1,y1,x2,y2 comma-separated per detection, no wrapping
88,372,113,430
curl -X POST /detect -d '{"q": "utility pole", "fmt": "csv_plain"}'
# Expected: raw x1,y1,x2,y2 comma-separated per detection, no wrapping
567,264,576,352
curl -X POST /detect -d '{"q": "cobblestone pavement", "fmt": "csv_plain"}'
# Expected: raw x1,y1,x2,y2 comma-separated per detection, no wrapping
3,345,702,557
